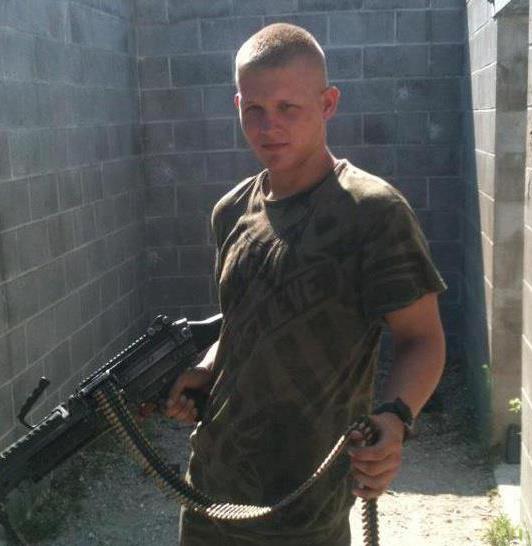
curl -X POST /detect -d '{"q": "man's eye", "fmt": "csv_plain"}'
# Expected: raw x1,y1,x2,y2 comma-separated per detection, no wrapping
280,103,296,112
245,105,261,113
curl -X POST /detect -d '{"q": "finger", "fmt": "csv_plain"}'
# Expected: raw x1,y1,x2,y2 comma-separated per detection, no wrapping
351,468,397,498
347,444,388,462
167,379,186,409
165,394,189,418
350,450,401,476
348,430,365,444
180,405,199,425
352,484,385,500
352,466,398,489
348,432,403,461
184,397,196,415
166,395,199,424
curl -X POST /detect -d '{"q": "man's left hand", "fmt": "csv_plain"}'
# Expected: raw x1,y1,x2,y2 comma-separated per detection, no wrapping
347,412,404,499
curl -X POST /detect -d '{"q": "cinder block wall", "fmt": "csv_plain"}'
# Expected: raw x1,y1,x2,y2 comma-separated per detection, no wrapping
522,0,532,533
0,0,146,449
0,0,468,449
137,0,465,348
463,0,527,448
462,0,495,441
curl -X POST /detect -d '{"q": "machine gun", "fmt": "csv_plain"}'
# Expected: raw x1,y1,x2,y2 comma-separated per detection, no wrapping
0,312,381,546
0,313,222,545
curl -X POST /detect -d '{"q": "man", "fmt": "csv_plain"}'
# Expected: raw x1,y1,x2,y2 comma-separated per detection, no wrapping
166,23,446,546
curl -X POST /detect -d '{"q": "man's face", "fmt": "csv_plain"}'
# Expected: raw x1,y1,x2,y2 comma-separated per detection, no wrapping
235,58,339,175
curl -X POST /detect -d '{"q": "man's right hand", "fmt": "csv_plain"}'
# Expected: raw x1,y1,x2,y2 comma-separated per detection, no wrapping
165,367,213,424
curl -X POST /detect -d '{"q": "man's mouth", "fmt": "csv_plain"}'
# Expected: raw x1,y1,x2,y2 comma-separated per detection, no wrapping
261,143,288,150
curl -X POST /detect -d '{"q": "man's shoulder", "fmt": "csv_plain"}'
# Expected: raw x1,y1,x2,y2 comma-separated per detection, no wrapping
212,173,260,221
211,172,264,243
336,160,405,211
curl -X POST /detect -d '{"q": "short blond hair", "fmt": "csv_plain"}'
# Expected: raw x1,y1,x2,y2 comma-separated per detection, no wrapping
235,23,327,88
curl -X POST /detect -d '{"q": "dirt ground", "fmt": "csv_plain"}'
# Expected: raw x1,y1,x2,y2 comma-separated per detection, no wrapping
350,413,498,545
2,361,503,546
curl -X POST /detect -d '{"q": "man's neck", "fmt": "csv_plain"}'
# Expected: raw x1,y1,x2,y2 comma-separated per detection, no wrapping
265,150,337,201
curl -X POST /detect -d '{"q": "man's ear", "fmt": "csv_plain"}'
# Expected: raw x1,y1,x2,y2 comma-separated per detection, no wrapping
234,93,241,111
322,86,340,121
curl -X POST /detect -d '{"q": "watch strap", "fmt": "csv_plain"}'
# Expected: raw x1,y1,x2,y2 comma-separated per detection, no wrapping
373,397,414,440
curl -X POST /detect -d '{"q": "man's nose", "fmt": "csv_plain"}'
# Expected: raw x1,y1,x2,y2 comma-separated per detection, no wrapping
259,111,277,133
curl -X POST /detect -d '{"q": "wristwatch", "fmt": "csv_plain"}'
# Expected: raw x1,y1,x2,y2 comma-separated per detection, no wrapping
373,397,414,440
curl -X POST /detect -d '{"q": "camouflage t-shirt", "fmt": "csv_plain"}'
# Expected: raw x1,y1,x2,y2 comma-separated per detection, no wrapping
181,159,446,545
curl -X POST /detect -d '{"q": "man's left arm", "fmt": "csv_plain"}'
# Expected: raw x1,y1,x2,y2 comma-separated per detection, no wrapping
348,291,446,499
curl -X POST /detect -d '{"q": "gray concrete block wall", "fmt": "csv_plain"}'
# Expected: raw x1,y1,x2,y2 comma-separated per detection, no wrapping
491,13,527,451
0,0,470,452
463,0,497,443
0,1,145,449
521,1,532,535
137,0,465,346
463,0,527,450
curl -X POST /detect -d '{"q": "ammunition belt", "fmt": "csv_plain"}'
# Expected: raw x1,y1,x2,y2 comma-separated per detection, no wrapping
96,381,380,546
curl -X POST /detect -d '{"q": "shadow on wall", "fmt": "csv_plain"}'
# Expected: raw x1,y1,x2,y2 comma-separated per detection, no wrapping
461,8,492,445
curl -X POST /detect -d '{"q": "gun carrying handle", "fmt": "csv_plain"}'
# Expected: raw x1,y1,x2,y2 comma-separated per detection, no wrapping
18,377,50,429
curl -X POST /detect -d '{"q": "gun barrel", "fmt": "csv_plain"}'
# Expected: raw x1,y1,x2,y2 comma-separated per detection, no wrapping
0,406,74,498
